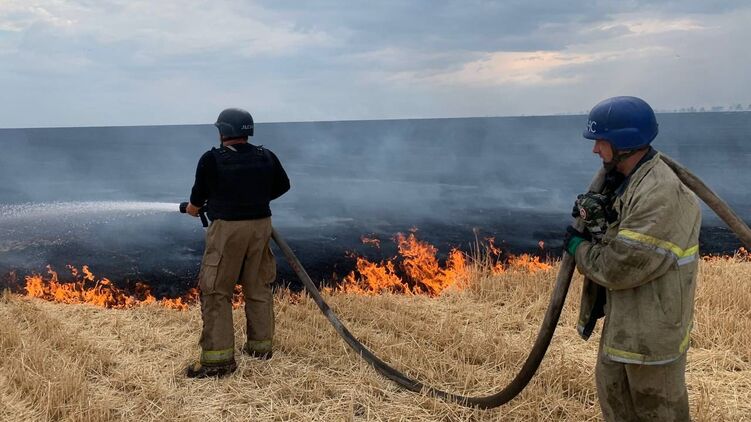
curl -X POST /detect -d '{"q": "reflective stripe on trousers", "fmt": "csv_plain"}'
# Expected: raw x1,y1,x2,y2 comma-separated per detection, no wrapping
201,348,234,364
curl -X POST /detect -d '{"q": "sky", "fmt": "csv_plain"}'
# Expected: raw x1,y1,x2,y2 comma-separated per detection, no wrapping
0,0,750,128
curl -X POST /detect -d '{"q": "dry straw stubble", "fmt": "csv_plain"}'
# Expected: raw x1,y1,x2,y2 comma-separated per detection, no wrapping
1,255,749,421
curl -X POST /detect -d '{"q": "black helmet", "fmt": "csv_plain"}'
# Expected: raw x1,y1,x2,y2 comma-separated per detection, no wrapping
214,108,254,138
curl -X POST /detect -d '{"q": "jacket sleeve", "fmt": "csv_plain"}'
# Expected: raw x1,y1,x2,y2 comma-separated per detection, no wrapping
574,180,679,291
189,151,216,206
269,151,290,200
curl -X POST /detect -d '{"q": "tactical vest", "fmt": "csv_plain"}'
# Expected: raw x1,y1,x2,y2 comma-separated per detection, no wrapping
206,145,276,221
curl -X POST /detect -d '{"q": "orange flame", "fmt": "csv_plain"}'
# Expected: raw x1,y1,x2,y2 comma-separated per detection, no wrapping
20,232,557,306
340,257,409,295
396,232,468,295
503,254,553,273
23,265,244,310
360,235,381,249
703,247,750,263
339,231,552,296
486,237,502,256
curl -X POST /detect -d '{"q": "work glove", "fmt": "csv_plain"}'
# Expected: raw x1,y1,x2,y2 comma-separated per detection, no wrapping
572,192,612,242
563,226,590,256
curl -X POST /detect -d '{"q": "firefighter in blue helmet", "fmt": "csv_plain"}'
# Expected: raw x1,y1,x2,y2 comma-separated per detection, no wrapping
564,96,700,421
184,108,290,378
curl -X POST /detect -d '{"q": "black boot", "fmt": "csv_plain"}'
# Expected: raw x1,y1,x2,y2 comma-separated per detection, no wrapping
185,359,237,379
243,343,273,360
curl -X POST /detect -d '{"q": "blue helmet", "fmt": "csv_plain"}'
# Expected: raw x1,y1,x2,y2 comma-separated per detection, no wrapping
583,96,658,150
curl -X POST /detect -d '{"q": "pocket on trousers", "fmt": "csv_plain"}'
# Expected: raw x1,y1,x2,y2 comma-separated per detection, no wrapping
199,251,222,294
258,245,277,286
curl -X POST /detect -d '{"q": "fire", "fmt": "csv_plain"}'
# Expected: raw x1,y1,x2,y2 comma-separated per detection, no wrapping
18,230,557,307
360,235,381,249
338,231,552,296
484,237,552,275
498,254,553,273
486,237,502,256
341,257,410,295
23,265,244,310
703,247,750,262
396,232,468,295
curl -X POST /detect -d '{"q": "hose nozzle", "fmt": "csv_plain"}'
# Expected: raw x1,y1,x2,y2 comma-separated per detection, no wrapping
179,202,209,228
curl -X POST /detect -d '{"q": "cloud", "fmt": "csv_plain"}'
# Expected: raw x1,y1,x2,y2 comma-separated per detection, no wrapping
1,0,333,60
391,51,592,86
597,17,706,35
0,2,77,32
0,1,749,126
382,15,701,88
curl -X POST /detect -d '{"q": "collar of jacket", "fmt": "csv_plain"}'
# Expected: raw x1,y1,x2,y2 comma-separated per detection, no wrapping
614,147,658,197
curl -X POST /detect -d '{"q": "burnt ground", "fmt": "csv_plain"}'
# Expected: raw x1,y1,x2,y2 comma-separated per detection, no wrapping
0,208,745,297
2,114,749,297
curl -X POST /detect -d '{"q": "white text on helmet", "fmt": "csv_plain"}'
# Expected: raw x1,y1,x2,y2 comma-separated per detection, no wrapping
587,120,598,133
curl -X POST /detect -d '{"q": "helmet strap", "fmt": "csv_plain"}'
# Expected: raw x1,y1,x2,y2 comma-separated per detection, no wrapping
603,145,644,172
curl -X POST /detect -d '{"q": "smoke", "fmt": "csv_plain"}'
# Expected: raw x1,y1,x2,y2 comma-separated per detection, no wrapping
0,113,749,289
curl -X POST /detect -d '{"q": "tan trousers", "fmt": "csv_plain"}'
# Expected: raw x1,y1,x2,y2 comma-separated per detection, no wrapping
198,218,276,364
596,340,690,422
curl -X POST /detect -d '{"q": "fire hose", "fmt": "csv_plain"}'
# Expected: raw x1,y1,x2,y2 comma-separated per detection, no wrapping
183,153,751,409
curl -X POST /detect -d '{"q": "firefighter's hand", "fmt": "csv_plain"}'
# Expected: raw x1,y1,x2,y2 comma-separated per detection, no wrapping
186,202,201,217
563,226,591,256
573,192,608,223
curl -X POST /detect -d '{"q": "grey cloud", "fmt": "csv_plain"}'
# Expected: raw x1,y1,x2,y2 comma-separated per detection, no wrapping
256,1,597,52
255,0,749,53
0,0,750,127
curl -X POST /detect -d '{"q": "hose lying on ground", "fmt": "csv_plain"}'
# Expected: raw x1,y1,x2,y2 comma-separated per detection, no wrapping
271,153,751,409
271,169,606,409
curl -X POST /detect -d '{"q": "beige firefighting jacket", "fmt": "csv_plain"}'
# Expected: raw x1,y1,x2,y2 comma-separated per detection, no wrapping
575,152,701,364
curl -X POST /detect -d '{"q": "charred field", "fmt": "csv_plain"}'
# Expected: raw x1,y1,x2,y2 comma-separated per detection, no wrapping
2,113,750,298
0,204,745,302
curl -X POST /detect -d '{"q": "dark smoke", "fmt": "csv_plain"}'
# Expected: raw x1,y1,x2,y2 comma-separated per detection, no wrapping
1,113,749,293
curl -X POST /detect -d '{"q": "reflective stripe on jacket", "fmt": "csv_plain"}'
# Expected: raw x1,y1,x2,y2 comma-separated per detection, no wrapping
575,152,701,364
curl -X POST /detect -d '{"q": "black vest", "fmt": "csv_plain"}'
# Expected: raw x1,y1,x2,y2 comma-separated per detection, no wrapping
207,145,276,221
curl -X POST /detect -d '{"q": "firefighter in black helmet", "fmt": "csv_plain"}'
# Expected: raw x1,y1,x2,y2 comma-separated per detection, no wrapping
184,107,290,378
213,108,256,139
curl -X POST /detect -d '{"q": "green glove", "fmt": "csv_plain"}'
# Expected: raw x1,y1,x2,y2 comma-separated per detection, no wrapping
564,226,590,256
